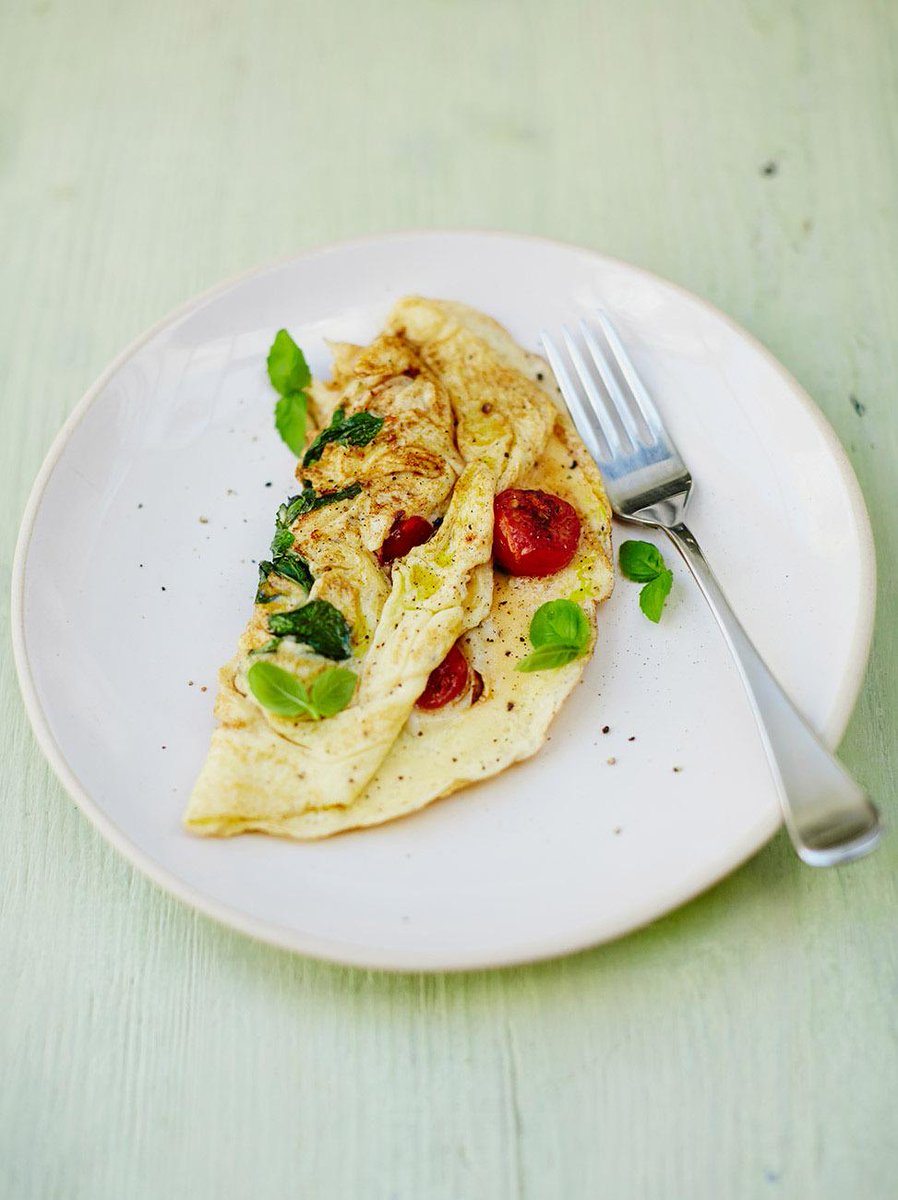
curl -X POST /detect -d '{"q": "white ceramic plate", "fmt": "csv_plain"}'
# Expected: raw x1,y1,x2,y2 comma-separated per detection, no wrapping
12,232,875,971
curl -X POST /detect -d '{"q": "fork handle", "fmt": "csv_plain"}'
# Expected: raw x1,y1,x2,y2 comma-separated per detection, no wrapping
665,523,881,865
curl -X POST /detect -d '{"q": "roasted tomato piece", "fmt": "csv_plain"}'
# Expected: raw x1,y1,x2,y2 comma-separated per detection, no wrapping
381,515,434,563
416,642,470,710
493,488,581,576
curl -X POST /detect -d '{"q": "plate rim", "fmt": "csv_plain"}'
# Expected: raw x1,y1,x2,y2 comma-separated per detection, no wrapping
10,228,878,971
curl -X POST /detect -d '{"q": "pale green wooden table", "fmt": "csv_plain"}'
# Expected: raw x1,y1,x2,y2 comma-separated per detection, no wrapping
3,2,897,1196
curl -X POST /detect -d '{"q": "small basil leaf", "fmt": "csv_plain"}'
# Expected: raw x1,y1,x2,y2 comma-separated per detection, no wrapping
274,392,307,456
249,638,281,657
246,660,313,717
302,407,384,467
516,644,582,673
309,667,357,717
268,599,352,661
639,568,673,623
270,525,295,556
529,599,590,651
337,411,383,446
267,329,311,396
279,482,363,527
618,540,666,583
270,550,313,591
255,560,282,604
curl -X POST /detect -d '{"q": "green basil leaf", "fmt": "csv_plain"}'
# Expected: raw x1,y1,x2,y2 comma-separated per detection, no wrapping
270,550,313,591
267,329,311,396
516,643,582,673
529,598,590,651
270,525,295,556
256,550,313,603
302,407,384,467
255,560,281,604
249,638,281,657
309,667,357,717
278,482,363,527
274,392,307,456
639,568,673,623
338,411,383,446
619,539,666,583
268,599,352,660
246,660,314,717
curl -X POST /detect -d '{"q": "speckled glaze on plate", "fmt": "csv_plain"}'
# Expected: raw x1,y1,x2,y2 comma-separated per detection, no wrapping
11,232,875,971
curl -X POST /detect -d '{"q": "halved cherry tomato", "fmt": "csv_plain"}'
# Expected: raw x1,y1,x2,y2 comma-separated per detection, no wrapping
416,642,470,710
493,489,581,576
381,515,434,563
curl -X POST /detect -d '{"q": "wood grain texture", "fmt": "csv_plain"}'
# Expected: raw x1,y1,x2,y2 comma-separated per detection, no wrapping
2,0,897,1196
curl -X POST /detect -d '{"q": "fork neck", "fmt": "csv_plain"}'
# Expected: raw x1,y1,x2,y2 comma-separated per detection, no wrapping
629,495,690,527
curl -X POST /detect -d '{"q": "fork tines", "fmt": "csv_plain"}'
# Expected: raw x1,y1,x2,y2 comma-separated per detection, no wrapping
541,313,680,477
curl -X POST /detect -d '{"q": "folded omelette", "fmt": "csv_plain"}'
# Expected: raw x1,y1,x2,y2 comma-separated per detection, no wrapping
185,298,613,838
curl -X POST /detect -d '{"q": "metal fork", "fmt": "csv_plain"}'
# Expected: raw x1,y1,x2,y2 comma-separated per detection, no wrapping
542,314,881,866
